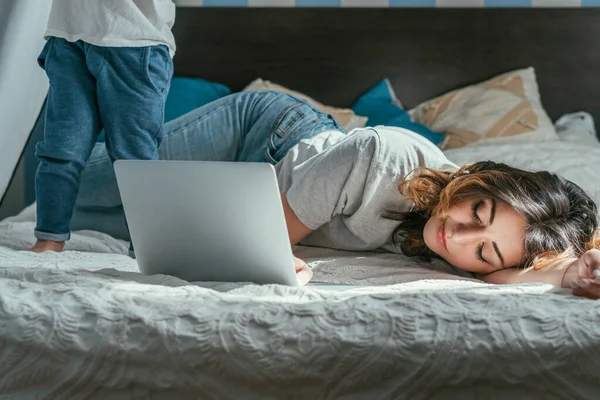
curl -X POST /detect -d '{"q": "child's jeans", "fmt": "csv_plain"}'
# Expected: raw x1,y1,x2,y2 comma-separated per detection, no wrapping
34,37,173,242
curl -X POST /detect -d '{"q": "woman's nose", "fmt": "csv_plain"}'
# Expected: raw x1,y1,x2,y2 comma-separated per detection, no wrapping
449,224,484,245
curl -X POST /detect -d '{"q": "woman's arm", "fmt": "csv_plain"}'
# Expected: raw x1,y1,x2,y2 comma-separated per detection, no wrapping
480,249,600,300
283,192,314,286
282,192,313,245
478,258,578,288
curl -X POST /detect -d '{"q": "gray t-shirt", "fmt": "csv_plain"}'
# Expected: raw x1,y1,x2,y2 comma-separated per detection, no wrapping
275,126,457,253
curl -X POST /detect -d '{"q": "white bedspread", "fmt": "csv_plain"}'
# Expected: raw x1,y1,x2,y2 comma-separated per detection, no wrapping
1,205,599,398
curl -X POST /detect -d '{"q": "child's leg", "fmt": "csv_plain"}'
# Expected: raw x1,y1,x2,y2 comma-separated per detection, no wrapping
93,45,173,163
32,38,102,252
90,45,172,257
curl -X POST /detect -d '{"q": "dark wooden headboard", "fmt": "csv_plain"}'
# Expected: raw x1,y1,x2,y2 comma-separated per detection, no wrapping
172,8,600,122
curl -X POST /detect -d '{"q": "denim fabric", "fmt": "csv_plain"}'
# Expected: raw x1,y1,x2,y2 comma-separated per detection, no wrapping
70,90,344,241
34,37,172,241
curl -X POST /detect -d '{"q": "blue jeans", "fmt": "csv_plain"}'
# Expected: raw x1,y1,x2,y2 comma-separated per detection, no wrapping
34,38,173,242
70,90,344,242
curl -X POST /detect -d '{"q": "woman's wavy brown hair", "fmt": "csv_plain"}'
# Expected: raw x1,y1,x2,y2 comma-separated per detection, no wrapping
384,161,599,270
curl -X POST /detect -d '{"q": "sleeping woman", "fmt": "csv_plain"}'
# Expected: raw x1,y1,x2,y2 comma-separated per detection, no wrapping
71,90,600,298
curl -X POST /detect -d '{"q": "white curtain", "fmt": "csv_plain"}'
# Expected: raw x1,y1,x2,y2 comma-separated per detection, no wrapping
0,0,51,200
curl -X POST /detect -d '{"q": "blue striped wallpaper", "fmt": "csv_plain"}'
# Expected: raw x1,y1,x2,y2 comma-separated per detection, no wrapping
176,0,600,7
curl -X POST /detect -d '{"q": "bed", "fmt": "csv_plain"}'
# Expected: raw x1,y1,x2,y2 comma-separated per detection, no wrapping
2,7,600,400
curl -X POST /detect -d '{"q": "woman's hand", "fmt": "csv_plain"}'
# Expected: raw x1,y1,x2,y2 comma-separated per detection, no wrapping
569,249,600,299
294,256,313,286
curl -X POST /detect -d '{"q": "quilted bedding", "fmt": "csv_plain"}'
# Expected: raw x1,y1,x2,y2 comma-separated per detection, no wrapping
1,200,599,400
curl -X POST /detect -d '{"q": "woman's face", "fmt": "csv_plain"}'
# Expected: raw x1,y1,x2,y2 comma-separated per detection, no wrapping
423,197,527,274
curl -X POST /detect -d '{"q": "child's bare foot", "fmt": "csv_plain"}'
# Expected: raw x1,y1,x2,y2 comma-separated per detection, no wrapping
29,239,65,253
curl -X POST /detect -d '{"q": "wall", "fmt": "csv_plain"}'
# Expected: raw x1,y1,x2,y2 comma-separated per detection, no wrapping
0,0,51,217
0,161,24,220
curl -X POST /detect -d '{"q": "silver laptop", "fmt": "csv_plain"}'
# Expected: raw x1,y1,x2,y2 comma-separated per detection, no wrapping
114,160,358,290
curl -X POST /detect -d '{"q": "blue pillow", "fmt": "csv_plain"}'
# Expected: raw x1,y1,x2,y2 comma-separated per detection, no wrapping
97,77,231,142
163,77,231,123
352,79,445,145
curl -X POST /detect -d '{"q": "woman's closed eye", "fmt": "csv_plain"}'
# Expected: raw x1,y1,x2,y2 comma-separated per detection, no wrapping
471,200,488,264
475,242,487,264
472,200,484,224
472,199,502,267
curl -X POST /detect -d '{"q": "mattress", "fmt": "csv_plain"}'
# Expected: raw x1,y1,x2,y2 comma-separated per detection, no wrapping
1,205,599,399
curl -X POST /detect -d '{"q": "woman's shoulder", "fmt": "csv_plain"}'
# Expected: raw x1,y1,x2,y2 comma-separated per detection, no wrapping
282,126,457,177
352,126,457,173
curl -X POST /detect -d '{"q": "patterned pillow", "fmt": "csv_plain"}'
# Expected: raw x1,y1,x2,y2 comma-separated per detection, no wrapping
243,79,367,131
409,68,558,149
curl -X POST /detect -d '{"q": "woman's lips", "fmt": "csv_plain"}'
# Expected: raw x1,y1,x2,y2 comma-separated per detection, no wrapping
438,220,447,250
